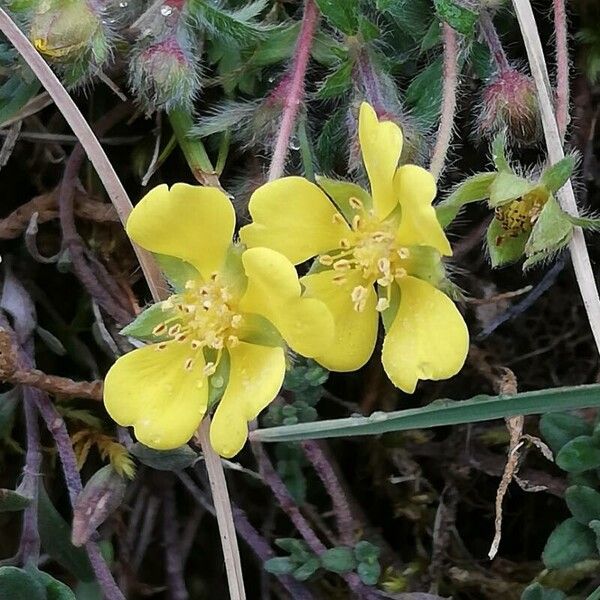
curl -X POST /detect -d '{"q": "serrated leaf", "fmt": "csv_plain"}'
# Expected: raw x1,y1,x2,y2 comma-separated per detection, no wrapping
359,15,379,41
542,518,598,568
566,486,600,525
0,567,46,600
488,172,535,207
433,0,479,36
357,560,381,585
314,0,358,34
264,557,295,575
540,155,577,194
521,583,567,600
525,196,573,261
420,19,441,52
437,172,496,227
320,547,356,573
317,60,353,99
540,412,593,454
486,218,528,268
0,488,31,512
565,213,600,231
38,486,95,582
405,58,443,128
120,301,180,341
130,442,198,471
557,435,600,473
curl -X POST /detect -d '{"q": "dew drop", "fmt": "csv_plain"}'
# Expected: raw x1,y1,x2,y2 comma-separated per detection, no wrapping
288,135,300,150
160,4,173,16
118,1,128,7
368,411,387,422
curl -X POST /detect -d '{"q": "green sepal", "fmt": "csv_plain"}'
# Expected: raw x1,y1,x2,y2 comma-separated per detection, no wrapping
540,154,578,194
491,130,511,172
380,281,400,333
486,218,528,268
264,557,295,576
314,0,359,34
488,172,535,207
433,0,479,36
565,213,600,231
208,349,230,408
130,443,198,471
436,172,496,227
403,246,445,287
316,60,353,100
154,253,198,293
120,302,181,342
316,176,372,222
237,313,283,347
524,196,573,267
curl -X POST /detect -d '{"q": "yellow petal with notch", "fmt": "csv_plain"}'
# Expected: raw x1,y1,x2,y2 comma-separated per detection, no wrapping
301,269,378,371
103,341,208,450
393,165,451,256
126,183,235,279
240,177,350,265
382,276,468,393
210,342,286,458
359,102,403,219
239,247,334,358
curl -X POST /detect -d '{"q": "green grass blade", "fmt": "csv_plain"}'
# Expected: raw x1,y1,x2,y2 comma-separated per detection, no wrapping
251,384,600,443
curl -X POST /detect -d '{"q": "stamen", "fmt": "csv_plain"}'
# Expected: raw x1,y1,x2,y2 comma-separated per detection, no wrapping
231,314,243,328
376,298,390,312
333,259,352,272
210,272,219,281
332,213,346,225
349,196,364,210
339,238,351,250
190,339,202,350
377,257,391,274
152,323,167,335
175,333,188,343
394,267,408,279
397,247,410,259
319,255,334,266
156,342,167,351
204,362,217,376
168,324,181,336
227,335,240,347
184,358,194,371
185,280,195,290
351,285,369,312
332,274,347,285
352,215,362,230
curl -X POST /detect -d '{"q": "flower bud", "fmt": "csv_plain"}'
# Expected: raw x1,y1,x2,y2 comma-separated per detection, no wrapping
477,68,541,145
71,465,127,547
129,33,200,112
30,0,108,64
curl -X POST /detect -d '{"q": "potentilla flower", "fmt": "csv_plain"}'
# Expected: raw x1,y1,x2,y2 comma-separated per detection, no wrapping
241,103,469,393
103,184,334,457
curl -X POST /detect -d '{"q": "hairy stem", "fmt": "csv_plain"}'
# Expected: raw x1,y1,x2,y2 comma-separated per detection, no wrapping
268,0,319,181
511,0,600,357
553,0,570,141
479,10,510,73
429,24,459,181
355,50,385,111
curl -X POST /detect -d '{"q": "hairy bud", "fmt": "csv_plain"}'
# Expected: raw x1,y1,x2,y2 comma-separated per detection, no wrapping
477,68,541,145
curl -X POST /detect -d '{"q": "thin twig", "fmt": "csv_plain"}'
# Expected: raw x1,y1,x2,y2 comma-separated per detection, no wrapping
430,24,459,181
267,0,319,181
197,418,246,600
553,0,569,141
0,8,164,300
511,0,600,356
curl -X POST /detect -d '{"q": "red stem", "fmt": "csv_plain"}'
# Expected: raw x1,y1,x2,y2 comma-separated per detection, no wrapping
553,0,569,141
267,0,319,181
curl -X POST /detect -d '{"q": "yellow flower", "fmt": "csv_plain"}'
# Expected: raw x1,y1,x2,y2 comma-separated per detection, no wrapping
103,184,334,457
240,103,469,393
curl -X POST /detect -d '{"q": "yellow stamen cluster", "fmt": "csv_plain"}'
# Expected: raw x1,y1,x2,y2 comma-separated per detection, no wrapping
319,198,411,313
152,274,243,377
495,188,547,237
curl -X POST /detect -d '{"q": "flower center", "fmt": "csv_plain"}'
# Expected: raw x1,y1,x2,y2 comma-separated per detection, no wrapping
495,188,547,236
152,274,243,377
319,197,410,313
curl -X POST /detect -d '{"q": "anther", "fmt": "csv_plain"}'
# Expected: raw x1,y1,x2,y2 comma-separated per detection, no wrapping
339,238,351,249
352,215,362,230
231,314,243,328
351,285,369,312
228,335,240,347
376,298,390,312
332,213,346,226
349,196,364,210
395,267,408,279
204,362,217,376
175,333,187,343
156,342,167,351
332,274,347,285
190,339,202,350
333,259,352,272
397,247,410,259
152,323,167,335
185,280,195,290
184,358,194,371
319,255,334,266
168,324,181,336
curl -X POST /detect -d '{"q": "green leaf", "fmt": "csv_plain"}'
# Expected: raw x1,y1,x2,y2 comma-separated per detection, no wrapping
353,541,381,563
317,60,353,100
436,172,496,228
130,443,198,471
557,436,600,473
293,557,320,581
38,485,95,582
264,557,295,576
358,15,379,41
540,412,593,455
566,486,600,525
75,581,102,600
320,547,356,573
433,0,479,36
420,19,441,53
564,213,600,231
188,0,272,45
486,218,528,268
405,58,443,129
521,583,567,600
0,488,32,512
0,567,46,600
540,155,577,194
251,384,600,443
357,560,381,585
589,520,600,554
525,196,573,265
542,518,598,569
276,538,311,560
0,388,20,440
488,172,535,207
25,566,77,599
491,131,511,172
120,302,180,341
314,0,358,34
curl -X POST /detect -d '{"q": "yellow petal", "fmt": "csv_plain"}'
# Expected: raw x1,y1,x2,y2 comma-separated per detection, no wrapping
393,165,452,256
382,276,468,393
240,177,350,264
301,269,378,371
359,102,403,219
103,342,208,449
210,342,286,457
239,247,335,358
126,183,235,279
